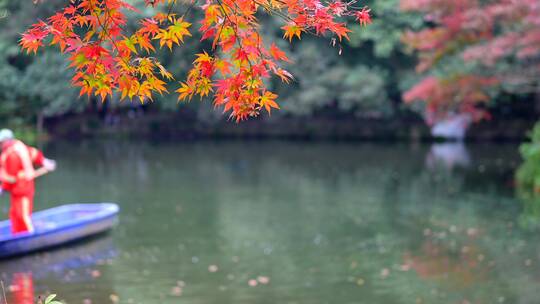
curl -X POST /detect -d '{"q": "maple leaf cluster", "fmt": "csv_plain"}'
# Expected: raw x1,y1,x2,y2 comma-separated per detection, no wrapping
400,0,540,123
20,0,371,121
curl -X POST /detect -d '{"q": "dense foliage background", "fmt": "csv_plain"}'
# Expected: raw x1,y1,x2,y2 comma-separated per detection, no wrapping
0,0,537,139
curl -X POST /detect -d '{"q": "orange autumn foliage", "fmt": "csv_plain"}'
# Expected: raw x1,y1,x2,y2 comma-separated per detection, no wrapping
21,0,371,121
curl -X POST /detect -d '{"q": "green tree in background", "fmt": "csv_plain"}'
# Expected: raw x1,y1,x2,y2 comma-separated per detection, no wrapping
0,0,200,134
276,40,391,117
0,0,80,138
516,124,540,228
273,0,424,118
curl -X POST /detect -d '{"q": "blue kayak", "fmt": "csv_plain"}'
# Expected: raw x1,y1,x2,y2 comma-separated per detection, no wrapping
0,203,119,259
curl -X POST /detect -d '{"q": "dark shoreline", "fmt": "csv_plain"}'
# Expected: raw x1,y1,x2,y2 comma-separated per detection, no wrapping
44,111,536,142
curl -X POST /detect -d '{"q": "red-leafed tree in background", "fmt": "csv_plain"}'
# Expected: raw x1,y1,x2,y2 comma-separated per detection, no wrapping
20,0,371,121
400,0,540,125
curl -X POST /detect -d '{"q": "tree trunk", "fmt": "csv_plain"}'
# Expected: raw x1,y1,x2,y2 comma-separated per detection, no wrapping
36,111,44,142
534,87,540,114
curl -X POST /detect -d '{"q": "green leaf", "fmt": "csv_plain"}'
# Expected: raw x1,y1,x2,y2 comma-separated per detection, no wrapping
124,36,138,54
45,294,56,304
44,294,63,304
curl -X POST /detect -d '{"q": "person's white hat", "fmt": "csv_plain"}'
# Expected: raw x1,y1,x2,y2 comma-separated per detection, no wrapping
0,129,14,142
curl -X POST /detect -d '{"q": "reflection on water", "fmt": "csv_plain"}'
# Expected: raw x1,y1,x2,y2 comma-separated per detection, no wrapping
0,140,538,304
0,236,117,303
426,143,471,170
10,273,33,304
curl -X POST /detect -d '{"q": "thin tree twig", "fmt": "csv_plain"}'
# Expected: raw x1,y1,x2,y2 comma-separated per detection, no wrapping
1,280,8,304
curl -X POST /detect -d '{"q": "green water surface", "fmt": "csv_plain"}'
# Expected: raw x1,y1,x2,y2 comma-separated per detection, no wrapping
1,141,539,304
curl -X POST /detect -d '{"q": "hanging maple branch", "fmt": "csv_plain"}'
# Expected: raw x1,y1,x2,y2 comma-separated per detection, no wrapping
20,0,371,121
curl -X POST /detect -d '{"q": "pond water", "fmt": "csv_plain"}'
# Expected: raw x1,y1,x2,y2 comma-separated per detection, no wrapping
1,140,540,304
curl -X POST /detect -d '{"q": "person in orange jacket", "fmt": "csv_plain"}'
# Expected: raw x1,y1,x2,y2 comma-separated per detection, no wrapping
0,129,56,234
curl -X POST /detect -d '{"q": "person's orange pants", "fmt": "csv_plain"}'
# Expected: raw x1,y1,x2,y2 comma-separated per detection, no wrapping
9,193,33,233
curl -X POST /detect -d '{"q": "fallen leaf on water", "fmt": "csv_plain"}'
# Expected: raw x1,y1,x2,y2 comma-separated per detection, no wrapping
400,264,411,271
208,265,219,272
170,286,182,296
467,228,478,237
257,276,270,284
91,270,101,278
